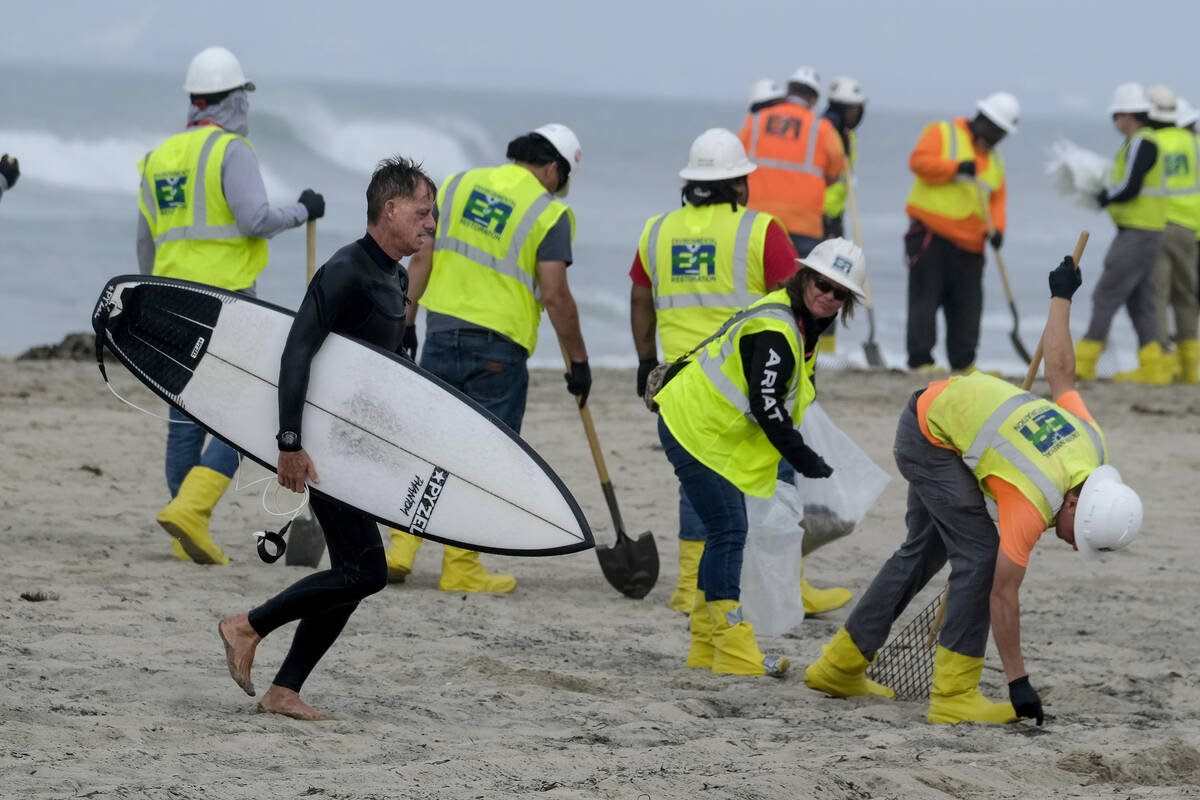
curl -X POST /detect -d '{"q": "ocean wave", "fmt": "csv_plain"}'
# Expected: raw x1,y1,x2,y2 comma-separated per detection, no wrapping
0,128,165,194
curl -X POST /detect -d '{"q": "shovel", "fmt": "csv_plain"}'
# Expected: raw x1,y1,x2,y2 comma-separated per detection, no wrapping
1022,232,1090,389
975,180,1032,364
842,164,885,367
561,348,658,598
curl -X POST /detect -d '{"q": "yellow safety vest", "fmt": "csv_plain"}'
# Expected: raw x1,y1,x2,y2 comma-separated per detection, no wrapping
138,127,268,290
1108,129,1167,231
906,120,1004,222
639,204,777,361
657,289,813,497
824,129,857,218
924,374,1107,525
1156,126,1200,231
420,163,574,354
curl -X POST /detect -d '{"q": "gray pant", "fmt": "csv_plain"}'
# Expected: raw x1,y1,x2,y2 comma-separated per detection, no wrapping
1154,222,1200,346
844,396,998,659
1084,227,1164,346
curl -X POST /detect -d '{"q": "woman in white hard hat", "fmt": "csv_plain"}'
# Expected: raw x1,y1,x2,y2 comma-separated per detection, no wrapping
650,237,867,677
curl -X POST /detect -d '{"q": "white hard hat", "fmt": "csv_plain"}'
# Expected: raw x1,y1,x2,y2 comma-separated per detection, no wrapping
532,123,582,198
798,237,868,300
184,46,255,94
787,66,821,94
1108,82,1151,115
828,75,866,105
1146,84,1178,123
748,78,784,106
1177,97,1200,128
1074,465,1143,560
679,128,756,181
976,91,1020,134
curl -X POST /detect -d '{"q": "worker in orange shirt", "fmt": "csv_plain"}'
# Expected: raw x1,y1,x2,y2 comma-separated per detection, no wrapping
904,92,1019,372
739,66,846,258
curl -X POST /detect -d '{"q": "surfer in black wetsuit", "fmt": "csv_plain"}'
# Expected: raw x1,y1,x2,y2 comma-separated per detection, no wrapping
218,156,437,720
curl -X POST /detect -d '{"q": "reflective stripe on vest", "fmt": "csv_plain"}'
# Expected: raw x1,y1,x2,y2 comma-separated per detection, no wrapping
695,302,800,418
747,111,823,176
143,130,243,246
645,210,759,310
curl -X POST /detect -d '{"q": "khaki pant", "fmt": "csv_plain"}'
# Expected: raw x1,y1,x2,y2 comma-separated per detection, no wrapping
1154,222,1200,345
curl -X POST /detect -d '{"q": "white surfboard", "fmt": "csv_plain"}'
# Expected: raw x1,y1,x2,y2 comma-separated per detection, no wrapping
92,275,592,556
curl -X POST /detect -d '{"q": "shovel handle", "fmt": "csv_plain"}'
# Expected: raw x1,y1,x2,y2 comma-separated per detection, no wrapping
843,163,875,308
974,181,1018,306
560,345,628,538
306,220,317,285
1021,231,1089,390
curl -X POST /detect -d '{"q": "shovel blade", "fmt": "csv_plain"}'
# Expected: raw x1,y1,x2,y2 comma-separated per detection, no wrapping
596,530,659,599
1010,331,1032,364
862,339,885,368
284,513,326,568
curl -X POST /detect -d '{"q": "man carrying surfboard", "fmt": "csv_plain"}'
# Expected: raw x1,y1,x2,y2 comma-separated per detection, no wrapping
382,124,590,593
217,156,436,720
138,46,324,565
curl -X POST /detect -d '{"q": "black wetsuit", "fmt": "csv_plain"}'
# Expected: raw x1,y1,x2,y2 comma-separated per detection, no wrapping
247,233,408,692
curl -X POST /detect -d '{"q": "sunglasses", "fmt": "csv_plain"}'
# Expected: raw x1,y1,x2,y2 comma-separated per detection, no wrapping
813,276,850,302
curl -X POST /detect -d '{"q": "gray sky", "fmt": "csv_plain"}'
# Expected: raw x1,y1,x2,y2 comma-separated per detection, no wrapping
5,0,1199,115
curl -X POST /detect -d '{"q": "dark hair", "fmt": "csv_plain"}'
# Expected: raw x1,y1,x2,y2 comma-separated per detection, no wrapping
366,156,437,224
681,178,746,211
189,89,233,109
783,267,857,326
506,132,570,191
749,97,785,114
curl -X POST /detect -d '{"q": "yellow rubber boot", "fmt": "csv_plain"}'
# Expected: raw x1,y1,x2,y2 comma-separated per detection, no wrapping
819,334,837,356
1074,339,1103,380
156,466,230,565
439,546,516,593
708,599,789,677
1114,342,1172,385
804,627,894,698
926,645,1017,724
685,590,714,669
801,578,852,615
385,529,424,583
668,539,705,613
1177,339,1200,384
170,539,192,561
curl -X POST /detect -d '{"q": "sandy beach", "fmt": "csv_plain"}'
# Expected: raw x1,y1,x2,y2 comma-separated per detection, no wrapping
3,354,1199,799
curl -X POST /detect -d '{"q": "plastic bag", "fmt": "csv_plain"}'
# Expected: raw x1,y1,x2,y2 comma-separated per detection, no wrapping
794,401,890,555
1046,137,1111,210
740,481,806,636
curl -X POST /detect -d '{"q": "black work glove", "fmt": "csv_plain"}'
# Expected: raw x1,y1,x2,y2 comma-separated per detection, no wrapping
298,189,325,220
565,360,591,408
636,358,658,398
401,324,418,361
1049,255,1082,300
956,160,976,177
0,154,19,188
990,231,1003,250
822,215,844,239
790,444,834,479
1008,675,1044,725
1095,189,1110,208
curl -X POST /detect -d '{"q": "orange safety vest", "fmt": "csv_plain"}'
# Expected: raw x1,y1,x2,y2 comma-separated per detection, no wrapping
739,101,844,238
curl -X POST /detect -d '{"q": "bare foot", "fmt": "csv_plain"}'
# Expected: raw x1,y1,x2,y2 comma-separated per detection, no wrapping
256,684,332,721
218,614,260,697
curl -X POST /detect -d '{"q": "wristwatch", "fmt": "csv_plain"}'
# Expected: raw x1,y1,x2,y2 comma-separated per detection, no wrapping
276,430,301,451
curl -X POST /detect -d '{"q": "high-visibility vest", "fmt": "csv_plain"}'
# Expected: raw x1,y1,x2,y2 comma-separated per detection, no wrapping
1108,129,1167,231
639,203,778,361
923,374,1107,526
905,118,1004,248
1156,126,1200,231
137,127,268,291
824,129,857,219
739,101,840,238
657,290,812,497
420,163,574,354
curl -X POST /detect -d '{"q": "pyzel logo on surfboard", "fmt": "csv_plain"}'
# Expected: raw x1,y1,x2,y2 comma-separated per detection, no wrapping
409,467,449,534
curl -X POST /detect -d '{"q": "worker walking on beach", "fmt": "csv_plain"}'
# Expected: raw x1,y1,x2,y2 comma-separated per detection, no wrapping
629,128,850,617
653,237,868,676
218,156,437,720
383,124,590,593
904,92,1017,373
1144,87,1200,383
137,46,323,564
1075,83,1168,384
806,254,1143,725
0,153,19,202
738,66,846,259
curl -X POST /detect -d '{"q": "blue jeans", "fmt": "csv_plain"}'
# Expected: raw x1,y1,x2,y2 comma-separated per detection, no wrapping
658,416,748,602
420,329,529,433
678,462,794,542
165,406,240,497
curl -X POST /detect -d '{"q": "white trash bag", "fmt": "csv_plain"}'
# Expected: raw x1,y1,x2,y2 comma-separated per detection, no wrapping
1046,137,1111,211
794,401,890,555
741,481,806,637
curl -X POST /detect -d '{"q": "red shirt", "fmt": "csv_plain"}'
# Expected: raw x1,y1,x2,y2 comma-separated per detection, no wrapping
629,218,798,287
